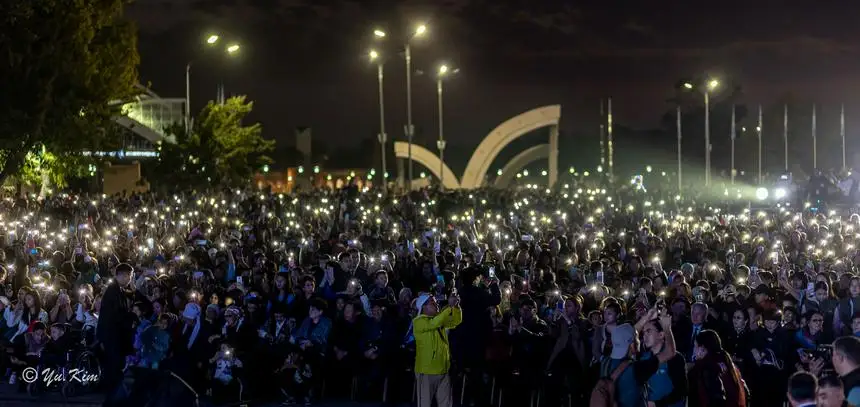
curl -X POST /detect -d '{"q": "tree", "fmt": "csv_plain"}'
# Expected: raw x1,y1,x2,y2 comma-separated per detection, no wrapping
0,0,139,185
145,96,274,190
17,146,97,195
198,97,274,184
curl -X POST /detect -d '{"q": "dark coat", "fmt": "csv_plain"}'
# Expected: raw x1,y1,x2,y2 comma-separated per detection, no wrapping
96,282,134,355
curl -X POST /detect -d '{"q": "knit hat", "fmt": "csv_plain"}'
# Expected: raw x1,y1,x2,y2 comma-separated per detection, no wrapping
610,323,636,359
415,293,432,315
182,303,201,320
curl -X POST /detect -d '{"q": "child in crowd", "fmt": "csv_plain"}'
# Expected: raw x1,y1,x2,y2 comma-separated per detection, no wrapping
278,348,313,407
41,323,73,368
137,313,171,370
9,321,49,390
209,341,243,404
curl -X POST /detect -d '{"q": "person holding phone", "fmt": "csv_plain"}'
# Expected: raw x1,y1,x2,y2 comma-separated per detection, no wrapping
545,295,588,403
449,266,500,406
413,293,462,407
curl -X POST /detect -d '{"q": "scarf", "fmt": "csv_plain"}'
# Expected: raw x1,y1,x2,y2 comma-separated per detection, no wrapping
181,303,202,349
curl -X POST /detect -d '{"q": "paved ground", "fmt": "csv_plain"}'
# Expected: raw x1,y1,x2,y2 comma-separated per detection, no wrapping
0,401,406,407
0,384,413,407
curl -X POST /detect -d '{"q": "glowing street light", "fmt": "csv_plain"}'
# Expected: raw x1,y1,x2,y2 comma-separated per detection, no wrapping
369,47,387,194
226,44,240,54
435,63,457,190
373,29,386,38
682,77,720,186
405,23,427,190
206,35,220,44
708,79,719,90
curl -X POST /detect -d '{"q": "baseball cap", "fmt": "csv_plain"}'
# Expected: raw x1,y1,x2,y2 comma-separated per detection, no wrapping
610,323,636,359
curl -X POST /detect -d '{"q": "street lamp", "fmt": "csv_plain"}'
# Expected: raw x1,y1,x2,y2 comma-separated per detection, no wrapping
405,24,427,191
436,64,454,190
682,78,719,186
187,33,241,130
369,48,388,194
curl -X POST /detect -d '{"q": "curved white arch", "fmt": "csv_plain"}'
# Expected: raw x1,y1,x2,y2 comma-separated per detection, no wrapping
460,105,561,189
393,142,461,189
493,144,550,188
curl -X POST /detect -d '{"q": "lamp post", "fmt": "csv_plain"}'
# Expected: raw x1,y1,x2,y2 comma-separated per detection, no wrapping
405,24,426,191
186,34,241,131
682,78,719,186
435,64,456,190
369,49,387,194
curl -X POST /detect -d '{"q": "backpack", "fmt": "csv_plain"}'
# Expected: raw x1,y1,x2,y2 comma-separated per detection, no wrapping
590,359,631,407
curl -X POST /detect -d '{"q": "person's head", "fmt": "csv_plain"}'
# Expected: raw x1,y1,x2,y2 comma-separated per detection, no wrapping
807,311,824,334
416,294,438,317
31,322,47,339
114,263,133,287
815,281,831,302
850,277,860,298
182,303,201,326
133,301,151,320
520,299,537,322
156,313,172,330
763,310,781,332
816,375,845,407
852,314,860,335
152,299,164,316
732,309,748,331
49,324,65,341
693,329,722,361
564,296,582,318
691,302,708,325
370,303,384,321
833,336,860,376
24,291,38,309
603,302,621,325
610,323,637,359
300,275,315,296
274,273,288,291
308,298,327,321
786,371,817,407
641,319,665,353
224,307,241,326
343,301,360,321
374,270,389,287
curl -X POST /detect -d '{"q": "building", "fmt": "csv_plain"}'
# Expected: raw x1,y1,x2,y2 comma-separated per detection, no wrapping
254,167,375,193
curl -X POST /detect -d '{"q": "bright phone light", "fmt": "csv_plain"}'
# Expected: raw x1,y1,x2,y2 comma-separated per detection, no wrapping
774,188,787,199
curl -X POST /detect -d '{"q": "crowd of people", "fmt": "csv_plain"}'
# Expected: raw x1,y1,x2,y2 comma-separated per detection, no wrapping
1,173,860,407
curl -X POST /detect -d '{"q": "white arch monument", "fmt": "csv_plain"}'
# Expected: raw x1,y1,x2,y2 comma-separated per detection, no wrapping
393,105,560,189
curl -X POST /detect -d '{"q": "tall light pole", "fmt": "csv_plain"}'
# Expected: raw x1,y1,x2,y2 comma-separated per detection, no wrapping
683,79,719,186
436,64,456,190
369,49,387,194
757,105,763,185
676,104,682,191
187,34,240,130
404,24,426,191
730,104,736,185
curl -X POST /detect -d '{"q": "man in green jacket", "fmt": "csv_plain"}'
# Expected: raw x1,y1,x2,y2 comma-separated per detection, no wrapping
413,292,462,407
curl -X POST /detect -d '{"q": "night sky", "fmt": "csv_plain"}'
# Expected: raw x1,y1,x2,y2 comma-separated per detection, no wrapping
127,1,860,172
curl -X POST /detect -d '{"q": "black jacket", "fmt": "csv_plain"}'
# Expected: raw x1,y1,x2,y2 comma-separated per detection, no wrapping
96,282,134,354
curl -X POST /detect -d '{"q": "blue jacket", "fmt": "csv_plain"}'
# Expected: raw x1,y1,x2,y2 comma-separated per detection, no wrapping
295,316,332,350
